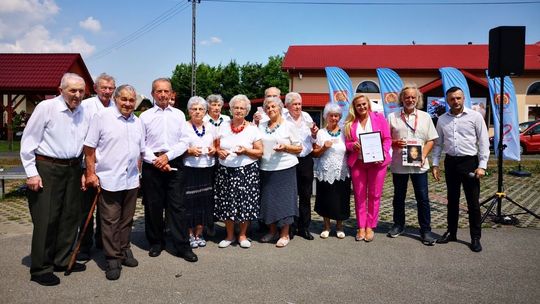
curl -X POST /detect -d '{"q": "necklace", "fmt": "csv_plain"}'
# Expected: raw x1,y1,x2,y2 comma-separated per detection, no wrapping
265,122,281,134
192,123,205,137
326,128,341,137
209,116,223,127
231,121,246,134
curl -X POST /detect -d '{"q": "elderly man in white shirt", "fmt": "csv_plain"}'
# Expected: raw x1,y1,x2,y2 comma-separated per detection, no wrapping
283,92,319,240
77,72,116,261
20,73,89,286
84,84,145,280
139,78,197,262
432,86,490,253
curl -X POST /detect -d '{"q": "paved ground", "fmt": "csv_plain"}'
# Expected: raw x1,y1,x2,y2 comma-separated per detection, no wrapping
0,156,539,303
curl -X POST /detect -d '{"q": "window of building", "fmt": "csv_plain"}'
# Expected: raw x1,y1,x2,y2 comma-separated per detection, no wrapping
526,81,540,95
356,81,380,93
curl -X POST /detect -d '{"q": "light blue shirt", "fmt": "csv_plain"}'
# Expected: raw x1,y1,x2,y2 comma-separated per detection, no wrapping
20,95,89,177
432,107,490,169
84,106,144,192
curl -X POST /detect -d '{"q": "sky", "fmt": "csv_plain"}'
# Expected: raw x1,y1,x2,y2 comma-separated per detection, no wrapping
0,0,539,98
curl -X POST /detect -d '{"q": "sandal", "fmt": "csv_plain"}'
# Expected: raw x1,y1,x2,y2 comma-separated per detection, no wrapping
365,228,375,242
356,228,366,241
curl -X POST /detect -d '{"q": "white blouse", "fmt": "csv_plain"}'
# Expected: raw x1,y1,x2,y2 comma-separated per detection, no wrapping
218,123,262,168
183,122,217,168
314,129,349,184
259,120,300,171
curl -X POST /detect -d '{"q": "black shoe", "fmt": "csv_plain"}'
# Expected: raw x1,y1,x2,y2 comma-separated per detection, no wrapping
177,250,198,262
105,259,122,281
53,262,86,272
297,230,314,240
436,231,457,244
148,244,163,257
470,238,482,252
387,225,404,238
420,231,436,246
31,273,60,286
76,250,91,261
122,249,139,267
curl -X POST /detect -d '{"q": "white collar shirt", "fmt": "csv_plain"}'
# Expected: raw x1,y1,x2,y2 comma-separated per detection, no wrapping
84,106,144,191
20,95,89,177
81,96,115,120
388,108,439,174
432,107,490,169
203,114,230,127
284,111,314,157
139,105,189,164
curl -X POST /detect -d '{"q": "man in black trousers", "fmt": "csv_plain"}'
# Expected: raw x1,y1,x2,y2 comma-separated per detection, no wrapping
139,78,197,262
432,87,490,252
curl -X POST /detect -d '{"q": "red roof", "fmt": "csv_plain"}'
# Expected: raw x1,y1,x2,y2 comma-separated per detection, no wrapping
0,53,94,94
282,43,540,71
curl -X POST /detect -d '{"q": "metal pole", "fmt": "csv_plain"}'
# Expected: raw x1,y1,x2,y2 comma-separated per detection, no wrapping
190,0,200,96
496,75,505,218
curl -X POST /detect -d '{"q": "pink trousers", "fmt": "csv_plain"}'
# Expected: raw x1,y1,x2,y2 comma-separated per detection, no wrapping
350,162,388,229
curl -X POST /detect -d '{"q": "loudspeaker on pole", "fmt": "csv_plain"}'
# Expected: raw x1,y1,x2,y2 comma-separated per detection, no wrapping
488,26,526,78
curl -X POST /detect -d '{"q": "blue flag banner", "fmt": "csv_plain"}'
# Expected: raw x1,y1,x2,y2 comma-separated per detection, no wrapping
376,68,403,117
486,71,520,161
439,67,472,110
325,67,353,124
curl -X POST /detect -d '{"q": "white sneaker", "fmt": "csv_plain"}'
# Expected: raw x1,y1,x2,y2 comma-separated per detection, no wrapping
336,231,345,239
320,230,330,239
218,238,235,248
239,239,251,248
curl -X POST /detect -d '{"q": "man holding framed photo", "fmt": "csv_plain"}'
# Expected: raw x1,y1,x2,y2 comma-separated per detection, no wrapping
386,85,438,245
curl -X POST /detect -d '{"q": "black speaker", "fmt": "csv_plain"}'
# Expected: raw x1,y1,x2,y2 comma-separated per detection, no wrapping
488,26,525,78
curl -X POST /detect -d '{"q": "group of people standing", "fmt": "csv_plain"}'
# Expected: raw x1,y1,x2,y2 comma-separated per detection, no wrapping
20,72,489,287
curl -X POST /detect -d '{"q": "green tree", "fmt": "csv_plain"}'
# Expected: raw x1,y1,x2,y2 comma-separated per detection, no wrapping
218,61,241,101
171,63,191,110
261,55,289,95
240,62,264,99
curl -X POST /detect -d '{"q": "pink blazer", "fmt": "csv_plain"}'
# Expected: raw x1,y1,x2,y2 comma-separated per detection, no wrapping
345,111,392,168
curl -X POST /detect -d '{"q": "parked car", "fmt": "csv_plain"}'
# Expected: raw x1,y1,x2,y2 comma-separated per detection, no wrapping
489,120,540,154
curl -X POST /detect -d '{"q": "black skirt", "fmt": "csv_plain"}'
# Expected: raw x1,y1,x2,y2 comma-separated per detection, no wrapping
314,177,351,221
184,166,214,227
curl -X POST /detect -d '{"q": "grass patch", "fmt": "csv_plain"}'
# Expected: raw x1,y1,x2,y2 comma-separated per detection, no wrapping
0,140,20,152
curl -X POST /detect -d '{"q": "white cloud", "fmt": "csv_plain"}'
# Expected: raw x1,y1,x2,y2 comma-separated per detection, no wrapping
0,0,59,39
0,0,95,56
0,25,95,56
200,36,222,46
79,16,101,33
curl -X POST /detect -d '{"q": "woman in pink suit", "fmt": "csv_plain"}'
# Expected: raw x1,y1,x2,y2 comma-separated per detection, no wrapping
344,94,391,242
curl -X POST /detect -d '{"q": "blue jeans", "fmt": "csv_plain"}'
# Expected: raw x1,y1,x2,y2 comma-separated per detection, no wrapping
392,172,431,233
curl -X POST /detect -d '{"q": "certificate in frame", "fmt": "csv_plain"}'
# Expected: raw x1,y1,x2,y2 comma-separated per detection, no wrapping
359,131,384,163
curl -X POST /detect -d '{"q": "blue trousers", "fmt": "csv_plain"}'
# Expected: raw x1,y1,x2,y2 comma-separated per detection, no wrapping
392,172,431,233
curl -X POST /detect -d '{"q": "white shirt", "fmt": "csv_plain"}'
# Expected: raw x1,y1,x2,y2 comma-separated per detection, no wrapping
20,95,90,177
432,107,490,169
80,96,115,120
203,114,230,127
355,116,373,135
314,128,349,183
183,122,217,168
388,108,438,174
84,106,145,192
139,105,189,164
218,123,261,168
284,111,314,157
259,120,300,171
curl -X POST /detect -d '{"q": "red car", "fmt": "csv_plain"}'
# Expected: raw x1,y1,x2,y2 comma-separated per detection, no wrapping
520,120,540,154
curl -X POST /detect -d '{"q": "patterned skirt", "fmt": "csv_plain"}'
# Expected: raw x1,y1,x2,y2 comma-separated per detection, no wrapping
214,162,260,222
184,166,214,227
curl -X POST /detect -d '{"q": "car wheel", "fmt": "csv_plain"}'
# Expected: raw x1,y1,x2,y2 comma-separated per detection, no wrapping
520,144,525,155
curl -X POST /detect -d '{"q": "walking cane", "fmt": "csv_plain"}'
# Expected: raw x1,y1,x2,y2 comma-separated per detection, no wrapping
65,186,101,276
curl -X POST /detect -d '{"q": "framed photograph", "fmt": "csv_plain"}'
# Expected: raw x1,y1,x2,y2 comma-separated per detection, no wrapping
359,131,384,163
402,138,422,167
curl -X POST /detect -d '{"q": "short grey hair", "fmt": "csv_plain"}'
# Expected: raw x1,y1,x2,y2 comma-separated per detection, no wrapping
206,94,224,107
151,77,172,93
264,87,281,97
263,96,284,111
398,84,424,109
323,103,342,120
229,94,251,114
114,84,137,98
94,73,115,86
187,96,207,111
284,92,302,107
60,73,85,89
